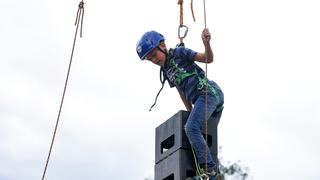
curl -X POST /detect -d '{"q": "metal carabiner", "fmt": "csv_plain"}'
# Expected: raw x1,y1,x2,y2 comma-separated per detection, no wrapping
178,25,189,40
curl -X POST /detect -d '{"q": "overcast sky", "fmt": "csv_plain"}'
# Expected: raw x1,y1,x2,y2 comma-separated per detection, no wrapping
1,0,320,179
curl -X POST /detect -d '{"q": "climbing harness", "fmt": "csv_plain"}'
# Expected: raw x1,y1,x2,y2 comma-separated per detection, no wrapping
167,50,223,110
149,48,223,113
41,1,84,180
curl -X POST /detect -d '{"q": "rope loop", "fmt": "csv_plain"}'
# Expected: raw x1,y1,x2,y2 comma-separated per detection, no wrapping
79,1,84,8
75,1,85,37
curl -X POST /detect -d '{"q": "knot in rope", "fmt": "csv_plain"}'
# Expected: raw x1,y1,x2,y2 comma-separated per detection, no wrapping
75,1,85,37
78,1,84,8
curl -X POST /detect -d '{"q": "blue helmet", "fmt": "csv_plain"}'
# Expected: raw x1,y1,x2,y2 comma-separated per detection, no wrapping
136,31,165,60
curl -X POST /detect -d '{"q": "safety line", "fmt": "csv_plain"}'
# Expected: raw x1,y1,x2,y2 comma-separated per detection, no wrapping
203,0,209,175
41,1,84,179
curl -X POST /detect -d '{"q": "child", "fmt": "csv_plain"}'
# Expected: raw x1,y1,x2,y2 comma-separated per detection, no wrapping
136,29,224,179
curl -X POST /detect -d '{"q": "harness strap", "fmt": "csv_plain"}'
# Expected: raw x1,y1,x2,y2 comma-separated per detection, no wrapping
196,75,223,112
149,67,166,111
168,55,223,112
191,148,208,179
176,70,197,85
149,48,223,113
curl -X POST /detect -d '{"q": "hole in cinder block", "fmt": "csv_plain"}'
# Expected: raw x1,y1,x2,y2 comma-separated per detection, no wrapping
161,134,175,153
163,174,174,180
202,134,212,147
186,170,196,178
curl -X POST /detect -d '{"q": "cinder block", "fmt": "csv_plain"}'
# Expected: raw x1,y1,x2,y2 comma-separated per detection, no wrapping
155,110,218,164
155,110,190,163
154,149,196,180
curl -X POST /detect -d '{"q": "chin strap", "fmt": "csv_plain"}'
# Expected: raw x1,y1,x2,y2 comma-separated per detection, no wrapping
149,67,166,111
149,47,170,111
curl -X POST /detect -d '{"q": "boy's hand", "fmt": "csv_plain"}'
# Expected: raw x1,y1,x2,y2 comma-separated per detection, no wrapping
202,28,211,44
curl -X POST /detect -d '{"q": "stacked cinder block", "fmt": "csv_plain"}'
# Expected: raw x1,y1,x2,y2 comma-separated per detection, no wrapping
154,110,218,180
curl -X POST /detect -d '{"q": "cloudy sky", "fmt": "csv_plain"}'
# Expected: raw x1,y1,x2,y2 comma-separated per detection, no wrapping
1,0,320,179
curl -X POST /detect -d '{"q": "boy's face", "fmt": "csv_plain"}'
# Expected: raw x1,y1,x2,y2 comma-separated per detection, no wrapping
146,43,166,67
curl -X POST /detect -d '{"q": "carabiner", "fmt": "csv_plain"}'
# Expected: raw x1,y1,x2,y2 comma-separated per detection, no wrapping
178,25,189,40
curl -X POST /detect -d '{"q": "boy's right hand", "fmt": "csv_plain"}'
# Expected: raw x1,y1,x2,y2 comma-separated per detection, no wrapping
202,28,211,45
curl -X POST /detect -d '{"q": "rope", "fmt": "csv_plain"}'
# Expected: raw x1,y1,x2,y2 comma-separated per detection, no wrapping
177,0,196,44
177,0,184,44
178,0,184,26
203,0,209,175
178,0,197,24
41,1,84,180
75,1,85,37
203,0,207,29
192,148,208,179
176,0,211,177
191,0,196,22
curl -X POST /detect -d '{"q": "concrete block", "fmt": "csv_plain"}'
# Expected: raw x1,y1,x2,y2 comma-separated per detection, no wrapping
154,149,196,180
155,110,218,164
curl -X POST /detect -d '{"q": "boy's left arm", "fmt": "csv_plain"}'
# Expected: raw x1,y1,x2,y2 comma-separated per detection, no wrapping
177,88,192,112
194,28,214,63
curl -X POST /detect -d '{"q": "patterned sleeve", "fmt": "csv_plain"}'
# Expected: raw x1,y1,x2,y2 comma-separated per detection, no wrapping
176,47,197,63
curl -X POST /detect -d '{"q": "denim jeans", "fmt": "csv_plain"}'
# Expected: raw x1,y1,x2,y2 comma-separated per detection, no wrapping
184,81,224,177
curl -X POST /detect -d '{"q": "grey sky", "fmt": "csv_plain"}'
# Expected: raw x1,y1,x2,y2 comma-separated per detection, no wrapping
1,0,320,179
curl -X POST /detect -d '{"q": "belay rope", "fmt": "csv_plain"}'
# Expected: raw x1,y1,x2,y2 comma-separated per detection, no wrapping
203,0,210,178
41,1,84,180
178,0,214,179
178,0,217,179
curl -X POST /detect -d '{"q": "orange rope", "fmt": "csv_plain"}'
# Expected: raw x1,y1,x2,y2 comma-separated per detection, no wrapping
178,0,184,26
178,0,184,43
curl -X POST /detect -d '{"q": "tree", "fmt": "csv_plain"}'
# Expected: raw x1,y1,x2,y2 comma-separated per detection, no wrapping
218,147,251,180
219,160,250,180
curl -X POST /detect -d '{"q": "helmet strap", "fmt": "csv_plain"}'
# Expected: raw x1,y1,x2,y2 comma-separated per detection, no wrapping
149,67,166,111
157,46,170,67
157,46,168,57
149,47,169,111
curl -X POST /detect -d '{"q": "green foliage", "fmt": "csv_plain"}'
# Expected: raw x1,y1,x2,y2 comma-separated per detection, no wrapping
219,161,249,180
218,147,250,180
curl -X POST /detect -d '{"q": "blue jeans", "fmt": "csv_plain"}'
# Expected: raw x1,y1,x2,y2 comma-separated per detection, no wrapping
184,81,224,177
